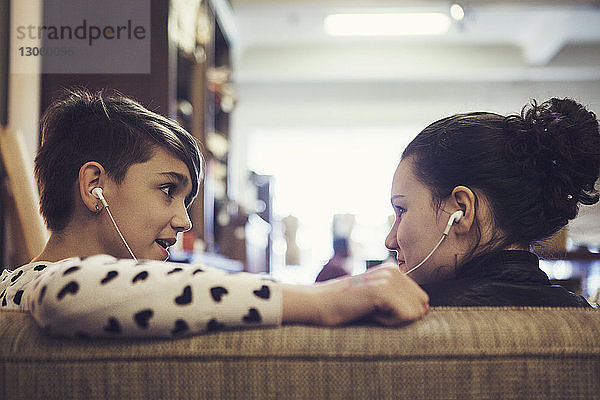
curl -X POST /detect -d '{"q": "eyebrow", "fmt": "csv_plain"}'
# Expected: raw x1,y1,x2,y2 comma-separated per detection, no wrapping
390,194,405,206
157,172,190,187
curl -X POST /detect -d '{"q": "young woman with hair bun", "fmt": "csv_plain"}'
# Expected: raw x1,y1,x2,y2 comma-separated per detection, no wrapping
386,98,599,306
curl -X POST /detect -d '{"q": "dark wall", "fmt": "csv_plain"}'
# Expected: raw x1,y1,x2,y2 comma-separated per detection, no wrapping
40,0,173,118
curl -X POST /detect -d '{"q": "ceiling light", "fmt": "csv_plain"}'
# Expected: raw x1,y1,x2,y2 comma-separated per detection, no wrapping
324,13,451,36
450,4,465,21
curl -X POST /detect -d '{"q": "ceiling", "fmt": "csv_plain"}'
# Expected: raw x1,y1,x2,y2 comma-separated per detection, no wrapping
225,0,600,83
222,1,600,247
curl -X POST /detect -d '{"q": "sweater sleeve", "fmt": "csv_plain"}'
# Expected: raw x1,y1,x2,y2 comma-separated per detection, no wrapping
24,255,282,338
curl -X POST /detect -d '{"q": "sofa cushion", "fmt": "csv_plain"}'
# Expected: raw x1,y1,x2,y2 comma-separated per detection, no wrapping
1,307,599,399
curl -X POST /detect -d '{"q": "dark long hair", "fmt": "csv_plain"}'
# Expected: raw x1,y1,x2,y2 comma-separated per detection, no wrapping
403,98,600,252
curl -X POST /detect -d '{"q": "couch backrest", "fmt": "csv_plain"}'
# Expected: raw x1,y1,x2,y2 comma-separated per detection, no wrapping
1,307,599,400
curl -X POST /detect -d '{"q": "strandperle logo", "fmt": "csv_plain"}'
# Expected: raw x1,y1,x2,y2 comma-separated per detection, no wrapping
15,19,146,46
12,0,150,73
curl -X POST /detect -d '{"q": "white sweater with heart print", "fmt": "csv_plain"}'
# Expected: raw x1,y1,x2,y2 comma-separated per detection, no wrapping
0,255,282,338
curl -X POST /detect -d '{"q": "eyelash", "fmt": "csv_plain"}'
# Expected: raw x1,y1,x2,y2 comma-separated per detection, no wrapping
394,205,406,218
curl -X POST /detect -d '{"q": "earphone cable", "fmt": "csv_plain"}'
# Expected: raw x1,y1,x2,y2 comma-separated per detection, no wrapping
404,234,446,276
104,206,138,261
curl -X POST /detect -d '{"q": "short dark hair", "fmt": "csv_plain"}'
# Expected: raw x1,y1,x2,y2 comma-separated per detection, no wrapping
35,88,203,231
403,98,600,252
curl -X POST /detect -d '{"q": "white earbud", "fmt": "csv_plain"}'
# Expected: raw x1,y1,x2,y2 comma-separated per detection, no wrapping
91,187,109,208
443,210,464,235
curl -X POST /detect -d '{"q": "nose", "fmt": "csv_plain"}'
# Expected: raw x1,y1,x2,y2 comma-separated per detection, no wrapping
385,220,398,251
171,202,192,233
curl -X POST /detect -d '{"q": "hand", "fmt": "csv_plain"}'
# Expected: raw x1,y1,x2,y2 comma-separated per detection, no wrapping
281,264,429,326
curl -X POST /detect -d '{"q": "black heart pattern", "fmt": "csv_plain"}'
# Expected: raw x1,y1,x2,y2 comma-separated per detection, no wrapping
100,271,118,284
38,285,47,305
13,290,24,305
192,268,204,275
206,318,226,332
175,286,192,305
33,264,48,271
167,267,183,275
210,286,228,302
63,266,81,275
10,270,23,283
104,317,121,334
57,281,79,300
171,319,189,335
243,308,262,324
132,271,149,283
134,309,154,329
253,285,271,300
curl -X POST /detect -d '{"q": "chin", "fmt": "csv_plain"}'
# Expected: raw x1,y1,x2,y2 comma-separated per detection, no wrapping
133,242,166,261
142,252,166,261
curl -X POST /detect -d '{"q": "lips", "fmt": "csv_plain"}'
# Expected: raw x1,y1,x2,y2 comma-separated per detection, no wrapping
154,238,175,260
155,238,176,249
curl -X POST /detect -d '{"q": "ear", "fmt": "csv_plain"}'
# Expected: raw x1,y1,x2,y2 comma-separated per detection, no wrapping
448,185,476,234
78,162,106,213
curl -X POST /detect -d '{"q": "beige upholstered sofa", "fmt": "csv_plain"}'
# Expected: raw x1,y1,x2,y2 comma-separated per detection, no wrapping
1,306,599,400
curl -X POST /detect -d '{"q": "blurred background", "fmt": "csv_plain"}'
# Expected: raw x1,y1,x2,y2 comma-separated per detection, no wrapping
2,0,600,295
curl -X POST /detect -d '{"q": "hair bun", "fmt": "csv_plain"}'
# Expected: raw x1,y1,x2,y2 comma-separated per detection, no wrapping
504,98,600,226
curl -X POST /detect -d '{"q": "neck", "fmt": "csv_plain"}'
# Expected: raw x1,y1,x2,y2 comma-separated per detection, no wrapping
33,226,104,263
